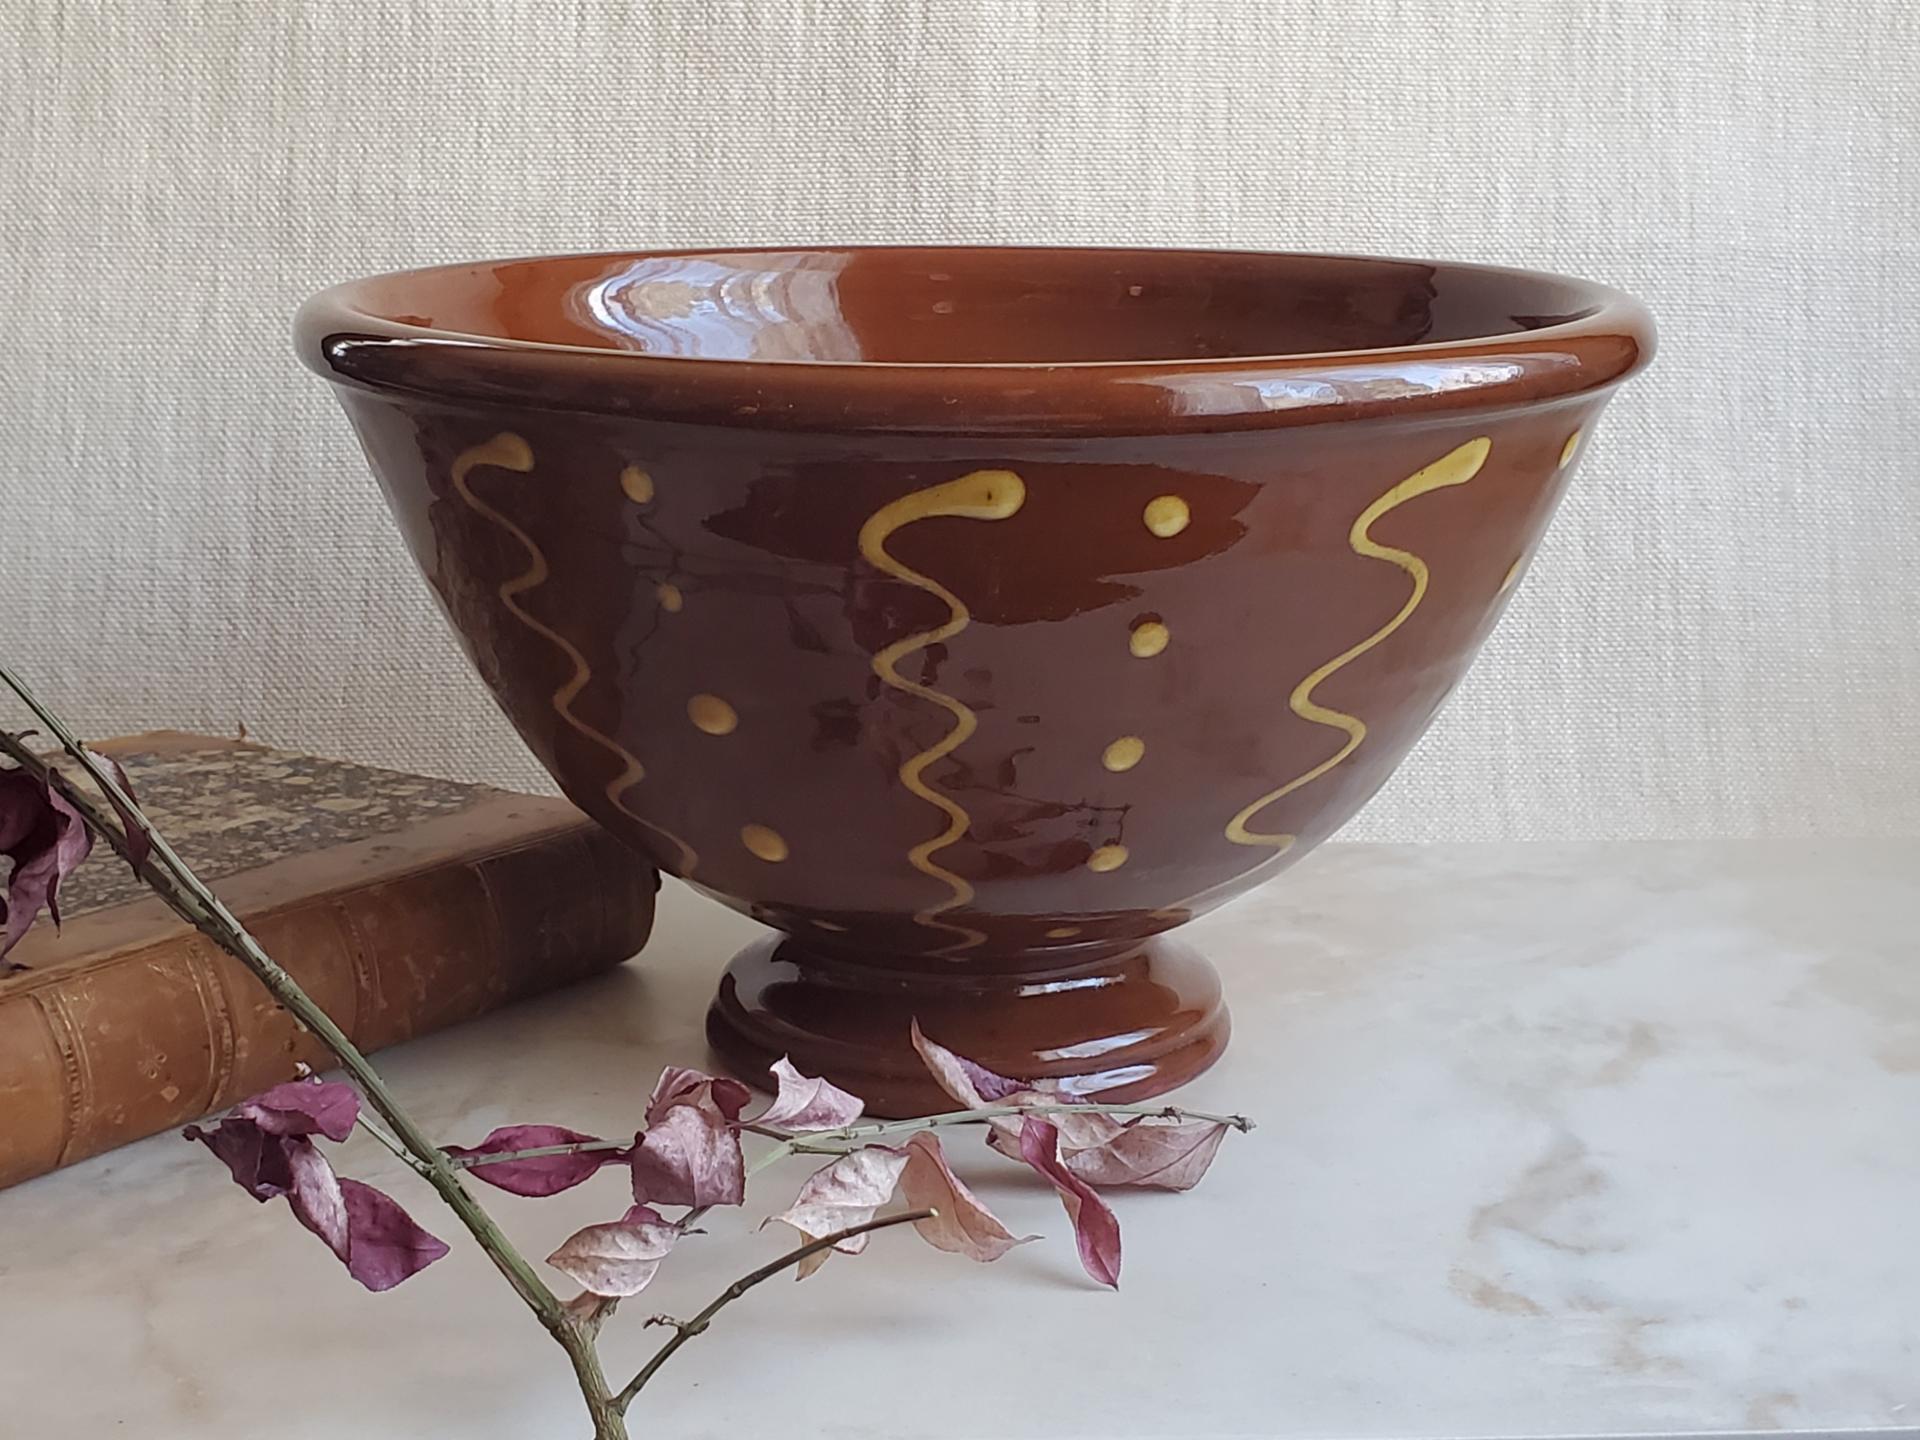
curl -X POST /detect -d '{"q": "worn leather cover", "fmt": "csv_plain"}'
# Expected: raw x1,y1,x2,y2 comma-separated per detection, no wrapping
0,731,656,1188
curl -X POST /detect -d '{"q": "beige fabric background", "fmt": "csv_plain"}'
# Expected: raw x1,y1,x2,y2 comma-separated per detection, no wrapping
2,0,1915,840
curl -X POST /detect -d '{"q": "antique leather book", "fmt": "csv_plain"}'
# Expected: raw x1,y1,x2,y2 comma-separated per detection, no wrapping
0,731,657,1188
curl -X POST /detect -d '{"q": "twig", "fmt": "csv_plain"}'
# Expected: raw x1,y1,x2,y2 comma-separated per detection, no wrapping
356,1114,434,1178
747,1102,1253,1174
0,664,627,1440
613,1208,934,1411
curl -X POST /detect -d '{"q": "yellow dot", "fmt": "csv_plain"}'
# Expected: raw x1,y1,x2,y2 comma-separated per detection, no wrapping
1499,558,1524,594
1102,736,1145,772
1129,620,1169,658
1143,495,1190,538
1086,844,1129,873
812,919,848,933
621,465,655,504
657,582,683,612
1045,925,1082,939
687,694,738,735
1559,431,1582,469
741,825,788,862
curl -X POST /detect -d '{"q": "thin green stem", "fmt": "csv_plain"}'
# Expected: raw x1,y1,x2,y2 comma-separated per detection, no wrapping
612,1208,934,1412
356,1114,433,1177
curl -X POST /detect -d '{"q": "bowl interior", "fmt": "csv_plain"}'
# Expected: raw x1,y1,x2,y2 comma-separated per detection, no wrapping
336,246,1610,367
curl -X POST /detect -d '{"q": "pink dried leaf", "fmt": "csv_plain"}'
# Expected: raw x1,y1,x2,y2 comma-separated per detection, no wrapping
547,1209,682,1298
629,1104,745,1208
0,767,94,960
753,1056,865,1132
447,1124,619,1197
770,1146,909,1279
646,1064,751,1126
81,748,152,870
909,1019,1027,1109
1061,1116,1230,1192
233,1078,361,1143
337,1179,451,1291
898,1132,1033,1263
1018,1116,1122,1289
975,1090,1123,1160
285,1134,352,1260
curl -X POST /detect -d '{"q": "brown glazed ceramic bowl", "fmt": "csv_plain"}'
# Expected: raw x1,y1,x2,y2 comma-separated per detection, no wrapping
297,246,1653,1114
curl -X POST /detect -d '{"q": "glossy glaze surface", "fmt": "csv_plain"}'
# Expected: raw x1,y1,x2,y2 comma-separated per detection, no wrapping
299,246,1653,1111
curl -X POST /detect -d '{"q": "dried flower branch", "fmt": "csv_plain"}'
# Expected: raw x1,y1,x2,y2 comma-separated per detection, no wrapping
0,662,625,1437
1,660,1253,1438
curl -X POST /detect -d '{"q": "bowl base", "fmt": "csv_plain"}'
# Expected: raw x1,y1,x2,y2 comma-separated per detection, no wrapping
706,933,1230,1117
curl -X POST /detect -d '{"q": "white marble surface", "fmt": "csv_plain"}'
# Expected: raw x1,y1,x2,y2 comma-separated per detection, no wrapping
2,840,1915,1439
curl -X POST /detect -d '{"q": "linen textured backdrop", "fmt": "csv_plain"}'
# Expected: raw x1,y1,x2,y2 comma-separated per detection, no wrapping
2,0,1914,841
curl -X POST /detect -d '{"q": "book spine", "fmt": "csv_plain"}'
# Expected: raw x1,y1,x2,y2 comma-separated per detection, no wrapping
0,827,656,1188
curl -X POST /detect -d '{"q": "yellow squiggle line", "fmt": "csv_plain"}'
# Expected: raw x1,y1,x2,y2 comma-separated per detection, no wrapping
858,469,1027,953
451,434,699,876
1227,436,1491,849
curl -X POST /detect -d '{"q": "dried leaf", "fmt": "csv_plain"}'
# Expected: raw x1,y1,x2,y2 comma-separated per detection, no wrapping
547,1209,681,1297
770,1146,909,1279
447,1124,619,1197
646,1065,751,1126
81,748,152,870
0,767,93,960
337,1178,452,1291
973,1091,1124,1162
187,1115,446,1290
629,1104,745,1208
898,1132,1032,1263
185,1115,298,1199
285,1135,351,1259
753,1056,864,1132
233,1078,361,1143
1060,1117,1230,1192
1018,1117,1122,1289
909,1019,1027,1108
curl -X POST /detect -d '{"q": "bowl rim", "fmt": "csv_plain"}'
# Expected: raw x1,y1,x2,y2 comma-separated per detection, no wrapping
296,244,1656,436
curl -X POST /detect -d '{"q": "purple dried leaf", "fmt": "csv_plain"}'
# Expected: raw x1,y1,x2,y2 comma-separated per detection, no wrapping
186,1115,445,1290
646,1064,751,1126
770,1146,910,1279
1060,1116,1230,1192
909,1020,1027,1108
0,767,94,960
629,1104,745,1208
233,1078,361,1143
337,1178,451,1291
753,1056,865,1132
546,1209,682,1297
898,1132,1033,1264
1018,1116,1122,1289
447,1124,619,1197
81,748,152,870
0,768,40,852
184,1116,297,1200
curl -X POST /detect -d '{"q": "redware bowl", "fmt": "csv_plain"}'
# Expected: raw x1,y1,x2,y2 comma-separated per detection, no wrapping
297,246,1653,1114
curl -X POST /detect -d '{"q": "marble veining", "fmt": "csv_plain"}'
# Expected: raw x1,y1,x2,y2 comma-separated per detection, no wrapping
0,839,1913,1440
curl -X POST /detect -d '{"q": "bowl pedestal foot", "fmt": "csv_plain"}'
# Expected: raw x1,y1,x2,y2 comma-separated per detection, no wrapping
706,933,1230,1118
